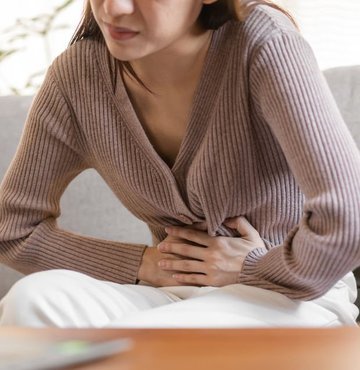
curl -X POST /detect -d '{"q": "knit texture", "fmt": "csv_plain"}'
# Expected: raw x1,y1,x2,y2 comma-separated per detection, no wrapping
1,5,359,298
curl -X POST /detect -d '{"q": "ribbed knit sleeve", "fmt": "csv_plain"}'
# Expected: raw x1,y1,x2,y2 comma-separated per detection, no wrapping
0,67,146,284
238,30,360,300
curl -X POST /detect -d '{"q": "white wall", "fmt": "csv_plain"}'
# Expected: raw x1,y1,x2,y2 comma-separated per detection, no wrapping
282,0,360,70
0,0,359,95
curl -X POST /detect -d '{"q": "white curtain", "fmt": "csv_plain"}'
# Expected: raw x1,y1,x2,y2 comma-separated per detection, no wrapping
278,0,360,70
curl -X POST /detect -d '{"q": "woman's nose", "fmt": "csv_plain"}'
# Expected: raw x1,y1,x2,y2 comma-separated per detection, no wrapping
103,0,135,16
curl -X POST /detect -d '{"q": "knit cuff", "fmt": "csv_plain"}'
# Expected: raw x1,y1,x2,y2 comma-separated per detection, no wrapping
237,247,268,284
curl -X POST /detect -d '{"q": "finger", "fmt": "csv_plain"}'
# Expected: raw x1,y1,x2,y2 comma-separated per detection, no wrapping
158,259,206,273
223,216,259,238
158,242,207,260
172,273,208,286
165,226,211,246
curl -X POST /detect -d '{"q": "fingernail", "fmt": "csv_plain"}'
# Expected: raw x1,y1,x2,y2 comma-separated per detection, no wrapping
158,243,168,252
158,260,165,267
166,227,175,234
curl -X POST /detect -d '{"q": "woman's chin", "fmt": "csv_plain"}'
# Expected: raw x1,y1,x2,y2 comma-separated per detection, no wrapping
103,38,146,62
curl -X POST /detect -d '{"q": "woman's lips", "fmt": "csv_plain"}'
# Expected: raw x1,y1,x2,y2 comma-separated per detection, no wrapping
104,23,139,41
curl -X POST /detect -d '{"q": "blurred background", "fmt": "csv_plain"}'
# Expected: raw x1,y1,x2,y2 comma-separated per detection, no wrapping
0,0,360,96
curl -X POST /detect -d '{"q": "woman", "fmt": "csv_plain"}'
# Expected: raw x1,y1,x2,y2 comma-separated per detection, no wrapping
0,0,359,328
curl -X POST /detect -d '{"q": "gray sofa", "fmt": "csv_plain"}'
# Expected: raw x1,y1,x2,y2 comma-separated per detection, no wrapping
1,66,359,308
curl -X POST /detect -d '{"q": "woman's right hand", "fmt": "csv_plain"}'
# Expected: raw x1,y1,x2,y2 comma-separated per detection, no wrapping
137,236,184,287
137,222,207,287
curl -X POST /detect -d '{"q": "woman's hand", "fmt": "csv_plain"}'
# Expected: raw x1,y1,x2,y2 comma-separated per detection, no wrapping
137,243,181,287
137,222,207,287
157,216,265,287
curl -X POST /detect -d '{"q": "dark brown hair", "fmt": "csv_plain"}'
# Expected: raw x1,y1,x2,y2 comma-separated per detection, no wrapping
70,1,298,90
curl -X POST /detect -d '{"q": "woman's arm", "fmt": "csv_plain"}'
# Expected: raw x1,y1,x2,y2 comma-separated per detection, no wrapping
239,29,360,300
0,66,147,284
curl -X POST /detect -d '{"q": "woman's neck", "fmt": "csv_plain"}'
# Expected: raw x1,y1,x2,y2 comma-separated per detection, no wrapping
126,27,213,93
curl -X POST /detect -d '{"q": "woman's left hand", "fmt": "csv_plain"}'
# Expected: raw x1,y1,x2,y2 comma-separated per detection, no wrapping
157,216,265,287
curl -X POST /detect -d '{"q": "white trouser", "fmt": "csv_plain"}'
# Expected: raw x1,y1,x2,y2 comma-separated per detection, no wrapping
0,269,358,328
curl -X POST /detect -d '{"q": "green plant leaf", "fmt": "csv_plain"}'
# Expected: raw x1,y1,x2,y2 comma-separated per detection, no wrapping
55,0,76,13
0,49,18,62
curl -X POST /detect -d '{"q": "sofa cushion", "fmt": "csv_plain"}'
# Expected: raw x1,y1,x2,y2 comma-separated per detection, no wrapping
323,66,360,144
